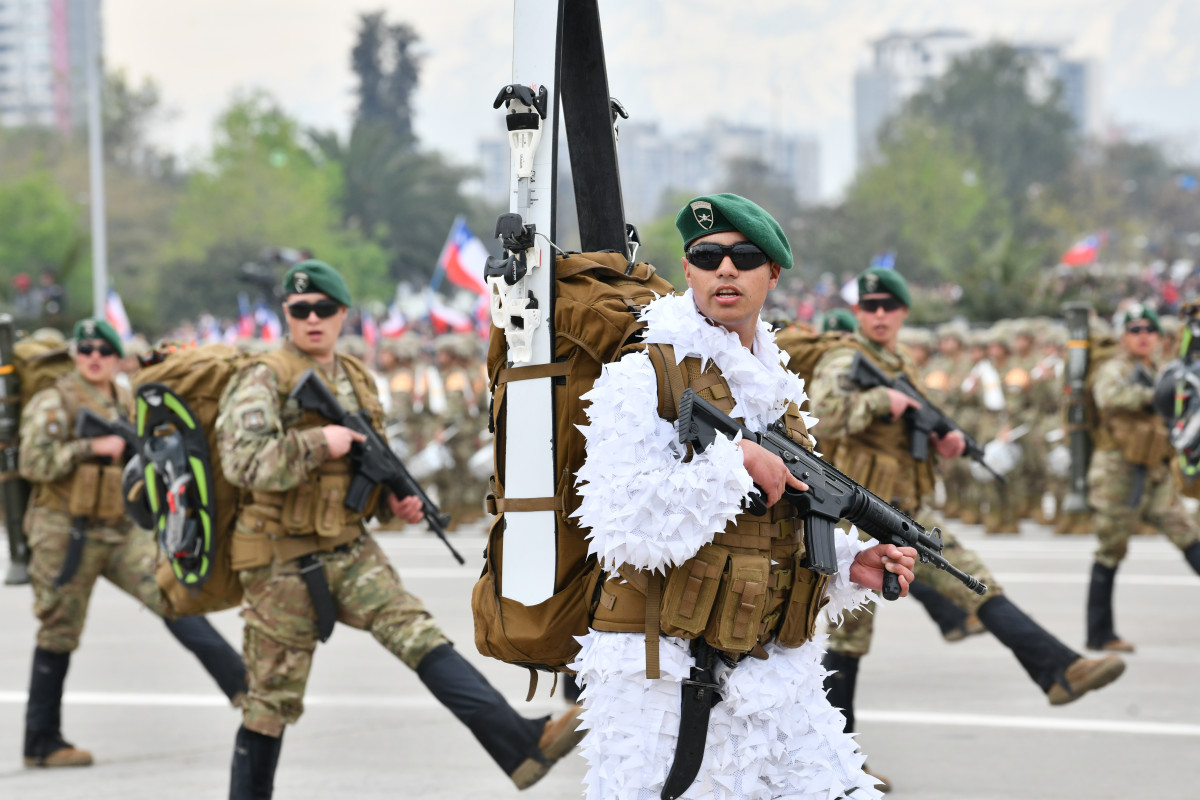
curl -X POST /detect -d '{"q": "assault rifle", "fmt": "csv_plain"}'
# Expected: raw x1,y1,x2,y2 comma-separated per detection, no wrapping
848,352,1006,483
75,408,139,458
290,369,463,565
676,388,987,601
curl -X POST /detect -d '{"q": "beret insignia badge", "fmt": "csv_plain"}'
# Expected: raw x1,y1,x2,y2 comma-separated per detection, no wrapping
690,200,714,230
293,272,309,292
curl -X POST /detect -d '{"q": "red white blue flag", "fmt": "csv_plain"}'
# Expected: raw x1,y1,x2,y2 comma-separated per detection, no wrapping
104,289,132,340
436,216,490,296
1060,234,1103,267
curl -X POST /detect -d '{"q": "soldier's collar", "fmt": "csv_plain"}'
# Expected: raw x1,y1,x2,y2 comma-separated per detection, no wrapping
854,330,903,369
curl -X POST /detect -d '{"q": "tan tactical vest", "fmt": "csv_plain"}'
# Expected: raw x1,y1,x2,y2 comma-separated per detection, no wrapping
32,373,131,523
1093,355,1172,467
827,339,936,514
231,348,387,569
589,343,831,672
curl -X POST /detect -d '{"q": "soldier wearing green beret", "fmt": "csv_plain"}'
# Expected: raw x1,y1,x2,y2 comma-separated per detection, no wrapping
808,269,1126,791
1081,306,1200,653
218,261,582,797
20,318,246,769
822,308,859,334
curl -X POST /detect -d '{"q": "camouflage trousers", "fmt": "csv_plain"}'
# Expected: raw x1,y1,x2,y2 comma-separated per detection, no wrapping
27,508,166,653
826,510,1003,658
239,534,450,737
1086,451,1200,568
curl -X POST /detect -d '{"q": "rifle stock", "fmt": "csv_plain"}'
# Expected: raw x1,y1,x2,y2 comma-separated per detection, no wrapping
676,389,987,600
289,369,463,565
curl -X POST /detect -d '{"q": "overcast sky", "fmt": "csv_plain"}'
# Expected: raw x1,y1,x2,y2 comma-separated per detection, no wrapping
106,0,1200,200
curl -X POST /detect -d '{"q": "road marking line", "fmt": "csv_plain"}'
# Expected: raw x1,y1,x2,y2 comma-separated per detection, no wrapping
859,709,1200,737
1,692,1193,737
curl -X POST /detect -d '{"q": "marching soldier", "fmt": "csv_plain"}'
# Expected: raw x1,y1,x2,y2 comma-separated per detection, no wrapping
1083,306,1200,652
217,261,581,797
20,318,246,768
810,269,1127,791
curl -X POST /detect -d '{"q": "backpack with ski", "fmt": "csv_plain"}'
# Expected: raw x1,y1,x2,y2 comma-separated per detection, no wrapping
470,0,674,691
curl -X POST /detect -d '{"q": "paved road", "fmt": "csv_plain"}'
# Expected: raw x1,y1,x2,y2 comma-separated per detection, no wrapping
1,521,1197,799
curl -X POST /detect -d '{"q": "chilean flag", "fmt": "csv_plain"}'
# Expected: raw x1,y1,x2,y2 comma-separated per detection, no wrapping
361,310,379,347
380,303,407,337
104,289,132,340
1061,234,1103,267
436,216,490,295
428,296,474,334
254,302,282,342
237,292,255,338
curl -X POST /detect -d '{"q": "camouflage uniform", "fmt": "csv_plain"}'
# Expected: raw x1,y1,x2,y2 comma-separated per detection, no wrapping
812,329,1120,708
1087,350,1200,568
432,335,486,527
21,373,163,651
923,325,971,519
218,339,566,791
808,335,1001,659
218,341,450,736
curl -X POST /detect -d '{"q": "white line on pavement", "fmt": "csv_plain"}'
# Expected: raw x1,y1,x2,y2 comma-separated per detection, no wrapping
2,692,1195,738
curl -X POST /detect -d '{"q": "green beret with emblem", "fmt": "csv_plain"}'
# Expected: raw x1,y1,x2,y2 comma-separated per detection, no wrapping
72,317,124,358
283,260,352,307
675,193,793,269
857,267,911,308
1121,305,1162,334
822,308,858,333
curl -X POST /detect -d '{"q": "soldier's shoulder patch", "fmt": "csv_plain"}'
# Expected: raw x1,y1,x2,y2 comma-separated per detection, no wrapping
42,408,67,439
242,409,268,431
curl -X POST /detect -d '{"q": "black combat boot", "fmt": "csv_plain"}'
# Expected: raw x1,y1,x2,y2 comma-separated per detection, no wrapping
23,648,92,767
164,616,248,704
229,725,283,800
976,595,1125,705
416,643,583,789
1085,562,1133,652
821,651,859,734
1184,542,1200,576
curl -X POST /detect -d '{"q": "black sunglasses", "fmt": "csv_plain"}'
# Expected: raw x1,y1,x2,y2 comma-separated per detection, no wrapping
77,342,117,357
286,300,342,320
859,296,905,313
685,242,770,271
1125,324,1157,335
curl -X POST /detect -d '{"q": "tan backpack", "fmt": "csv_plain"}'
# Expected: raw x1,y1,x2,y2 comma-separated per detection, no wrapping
472,251,676,690
13,331,74,405
134,343,248,615
773,325,854,389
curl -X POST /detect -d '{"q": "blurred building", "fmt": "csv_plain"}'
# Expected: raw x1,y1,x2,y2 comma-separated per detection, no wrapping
474,117,820,224
0,0,96,131
854,30,1100,169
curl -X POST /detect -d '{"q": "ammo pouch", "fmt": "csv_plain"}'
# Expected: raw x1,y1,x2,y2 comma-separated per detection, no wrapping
68,462,125,520
1110,417,1172,467
660,545,727,638
836,444,902,506
704,553,770,653
774,561,831,648
281,473,352,537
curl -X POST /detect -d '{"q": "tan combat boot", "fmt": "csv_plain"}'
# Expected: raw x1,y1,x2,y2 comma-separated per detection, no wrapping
510,703,586,790
24,744,93,768
862,762,892,793
958,506,981,526
1046,654,1126,706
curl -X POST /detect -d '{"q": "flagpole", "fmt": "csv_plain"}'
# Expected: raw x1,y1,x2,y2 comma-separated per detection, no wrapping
84,0,108,319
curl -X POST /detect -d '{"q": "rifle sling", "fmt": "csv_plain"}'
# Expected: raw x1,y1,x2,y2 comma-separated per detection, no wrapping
53,517,88,588
298,553,338,643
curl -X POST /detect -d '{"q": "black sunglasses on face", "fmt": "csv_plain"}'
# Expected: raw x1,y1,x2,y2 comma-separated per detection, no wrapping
1125,324,1157,335
286,300,341,320
859,297,905,313
77,342,117,357
685,242,770,271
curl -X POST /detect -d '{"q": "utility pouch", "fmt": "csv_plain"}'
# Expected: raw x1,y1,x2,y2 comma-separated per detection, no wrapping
836,444,900,505
660,545,727,637
315,474,349,538
1115,419,1170,467
69,463,101,516
774,563,831,648
704,553,769,653
95,465,125,519
280,479,317,533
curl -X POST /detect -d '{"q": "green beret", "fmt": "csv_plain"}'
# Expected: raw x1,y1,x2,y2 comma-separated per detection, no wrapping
822,308,859,333
283,260,352,307
857,267,911,308
1122,305,1162,334
72,317,124,358
675,193,793,269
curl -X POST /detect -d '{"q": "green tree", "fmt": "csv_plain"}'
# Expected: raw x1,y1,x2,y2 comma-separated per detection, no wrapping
351,11,421,144
0,175,86,292
161,92,389,325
